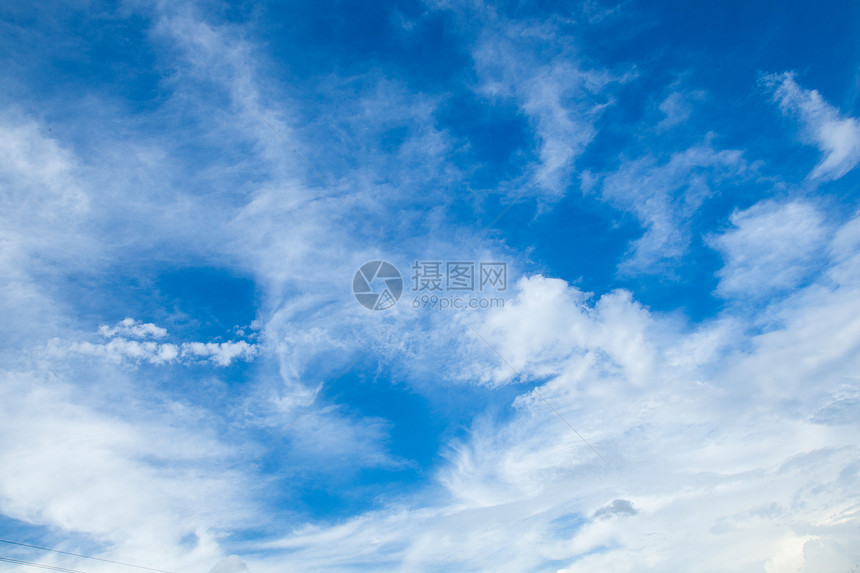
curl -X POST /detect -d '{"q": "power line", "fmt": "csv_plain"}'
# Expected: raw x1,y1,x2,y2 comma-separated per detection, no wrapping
0,556,88,573
0,541,173,573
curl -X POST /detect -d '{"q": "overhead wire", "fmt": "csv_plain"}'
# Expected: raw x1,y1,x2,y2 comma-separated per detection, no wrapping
0,556,89,573
0,540,173,573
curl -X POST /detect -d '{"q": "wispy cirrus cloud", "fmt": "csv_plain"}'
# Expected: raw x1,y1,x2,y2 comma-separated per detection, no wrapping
710,200,829,299
430,0,629,203
764,72,860,181
0,369,256,572
585,143,748,274
248,212,860,569
3,1,860,572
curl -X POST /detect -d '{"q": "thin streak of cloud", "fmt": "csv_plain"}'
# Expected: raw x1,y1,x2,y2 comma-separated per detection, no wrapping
764,72,860,181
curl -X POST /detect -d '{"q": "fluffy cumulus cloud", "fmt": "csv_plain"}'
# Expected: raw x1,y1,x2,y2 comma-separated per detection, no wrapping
59,319,257,367
765,72,860,181
181,340,257,366
98,318,168,339
70,336,181,364
461,275,658,387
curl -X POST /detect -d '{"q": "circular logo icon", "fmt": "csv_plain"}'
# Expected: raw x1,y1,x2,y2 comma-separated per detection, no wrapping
352,261,403,310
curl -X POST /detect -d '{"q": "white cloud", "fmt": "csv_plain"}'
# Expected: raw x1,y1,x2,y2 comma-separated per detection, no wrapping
0,9,425,568
458,275,658,387
711,201,829,298
181,340,257,367
0,118,96,357
98,318,168,339
61,319,257,367
765,72,860,181
210,555,249,573
592,144,747,273
446,2,627,201
0,119,89,219
657,91,692,129
764,535,812,573
827,208,860,285
3,4,859,573
0,371,254,573
70,337,180,365
238,210,860,570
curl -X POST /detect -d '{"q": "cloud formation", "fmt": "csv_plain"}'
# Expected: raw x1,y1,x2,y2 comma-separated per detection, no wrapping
765,72,860,181
63,319,258,367
586,144,748,273
711,201,829,298
2,1,859,572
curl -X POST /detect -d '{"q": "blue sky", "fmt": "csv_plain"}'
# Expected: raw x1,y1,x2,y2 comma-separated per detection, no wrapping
1,0,860,571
